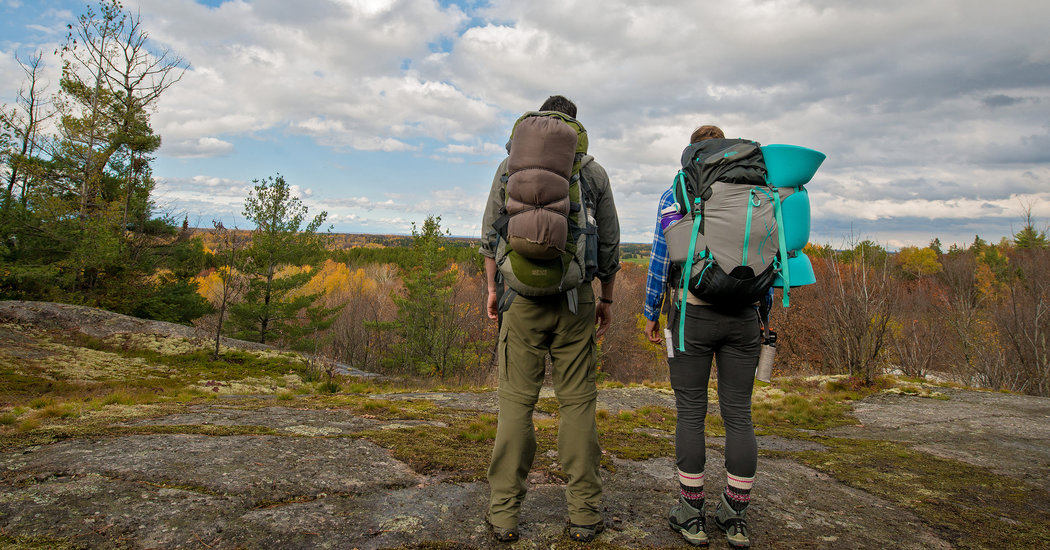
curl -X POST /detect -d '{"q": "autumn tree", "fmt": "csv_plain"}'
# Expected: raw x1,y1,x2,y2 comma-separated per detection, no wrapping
896,246,943,279
330,264,395,372
228,175,328,345
817,246,897,384
993,249,1050,395
889,278,949,379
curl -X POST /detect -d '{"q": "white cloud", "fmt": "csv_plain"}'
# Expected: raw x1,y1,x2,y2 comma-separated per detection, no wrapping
814,192,1050,222
324,196,399,211
189,175,243,188
4,0,1050,246
162,137,235,158
440,142,504,156
134,0,498,148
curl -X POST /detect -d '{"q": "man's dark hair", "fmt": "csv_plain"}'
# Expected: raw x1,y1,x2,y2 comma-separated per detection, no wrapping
539,95,577,118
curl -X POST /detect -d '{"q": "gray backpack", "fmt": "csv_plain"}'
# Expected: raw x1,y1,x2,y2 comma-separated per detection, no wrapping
664,139,799,342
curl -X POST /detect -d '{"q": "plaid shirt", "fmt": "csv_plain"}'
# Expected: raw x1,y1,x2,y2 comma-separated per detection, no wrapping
643,186,676,321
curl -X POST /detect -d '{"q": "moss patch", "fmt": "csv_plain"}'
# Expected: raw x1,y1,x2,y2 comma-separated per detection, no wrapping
0,323,344,411
0,423,280,451
751,375,885,435
355,419,493,481
597,406,675,461
356,407,560,482
794,437,1050,549
0,533,77,550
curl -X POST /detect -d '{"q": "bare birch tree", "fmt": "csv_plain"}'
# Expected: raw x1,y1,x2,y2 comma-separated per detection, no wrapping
1,52,55,215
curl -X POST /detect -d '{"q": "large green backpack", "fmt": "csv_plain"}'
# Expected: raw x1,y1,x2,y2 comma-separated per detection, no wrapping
491,111,598,313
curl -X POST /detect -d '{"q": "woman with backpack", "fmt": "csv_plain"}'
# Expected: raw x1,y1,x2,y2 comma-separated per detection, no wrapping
642,124,761,548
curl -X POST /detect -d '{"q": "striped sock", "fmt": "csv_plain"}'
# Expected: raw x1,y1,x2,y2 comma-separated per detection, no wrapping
724,472,754,512
677,469,704,509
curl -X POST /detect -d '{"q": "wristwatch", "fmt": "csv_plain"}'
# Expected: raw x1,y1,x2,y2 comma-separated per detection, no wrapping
599,297,613,304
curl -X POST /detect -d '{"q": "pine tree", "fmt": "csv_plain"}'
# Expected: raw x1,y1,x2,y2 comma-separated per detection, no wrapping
384,215,472,378
228,175,328,345
928,238,943,255
1014,207,1048,250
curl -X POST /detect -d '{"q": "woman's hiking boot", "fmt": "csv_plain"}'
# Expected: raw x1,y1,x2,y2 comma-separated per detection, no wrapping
568,520,605,543
668,497,709,547
714,492,751,548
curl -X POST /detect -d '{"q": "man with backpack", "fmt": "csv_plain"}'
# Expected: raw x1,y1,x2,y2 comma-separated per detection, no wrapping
479,95,621,543
643,125,763,548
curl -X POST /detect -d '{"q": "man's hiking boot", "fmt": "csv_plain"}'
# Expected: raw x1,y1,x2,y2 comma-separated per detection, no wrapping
491,525,519,543
486,514,519,543
568,520,605,543
668,497,709,547
714,492,751,548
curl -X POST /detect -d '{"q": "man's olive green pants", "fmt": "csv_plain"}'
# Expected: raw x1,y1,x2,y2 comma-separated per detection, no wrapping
487,285,602,529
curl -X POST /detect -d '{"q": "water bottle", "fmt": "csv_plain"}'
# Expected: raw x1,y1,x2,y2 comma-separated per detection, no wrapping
756,330,777,383
660,204,684,232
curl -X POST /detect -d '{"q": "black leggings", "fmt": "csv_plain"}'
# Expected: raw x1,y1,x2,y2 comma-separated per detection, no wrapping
668,302,760,478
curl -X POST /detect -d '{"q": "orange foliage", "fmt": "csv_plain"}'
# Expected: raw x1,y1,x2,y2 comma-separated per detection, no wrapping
973,261,1001,301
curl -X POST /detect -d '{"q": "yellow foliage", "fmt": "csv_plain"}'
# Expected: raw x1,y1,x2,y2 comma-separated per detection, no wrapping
146,268,173,284
194,266,245,305
201,259,381,306
274,264,311,279
293,259,378,304
896,246,942,278
194,270,223,303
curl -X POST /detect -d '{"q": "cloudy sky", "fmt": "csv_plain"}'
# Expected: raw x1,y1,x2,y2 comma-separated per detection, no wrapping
2,0,1049,248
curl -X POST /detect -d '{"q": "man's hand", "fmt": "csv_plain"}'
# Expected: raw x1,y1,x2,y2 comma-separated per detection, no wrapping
645,318,663,344
595,301,612,338
484,256,499,321
487,289,498,320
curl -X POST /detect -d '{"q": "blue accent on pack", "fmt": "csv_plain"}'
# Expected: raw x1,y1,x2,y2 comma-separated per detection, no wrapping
759,144,824,301
780,189,811,252
773,252,816,288
678,197,704,352
772,191,791,306
761,144,826,188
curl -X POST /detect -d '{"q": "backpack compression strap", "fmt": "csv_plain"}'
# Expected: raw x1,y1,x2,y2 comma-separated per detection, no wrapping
773,191,790,307
674,171,689,213
743,187,776,267
678,196,703,353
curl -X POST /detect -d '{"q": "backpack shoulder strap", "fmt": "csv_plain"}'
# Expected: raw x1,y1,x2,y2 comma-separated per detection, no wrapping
491,171,511,240
577,156,599,209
